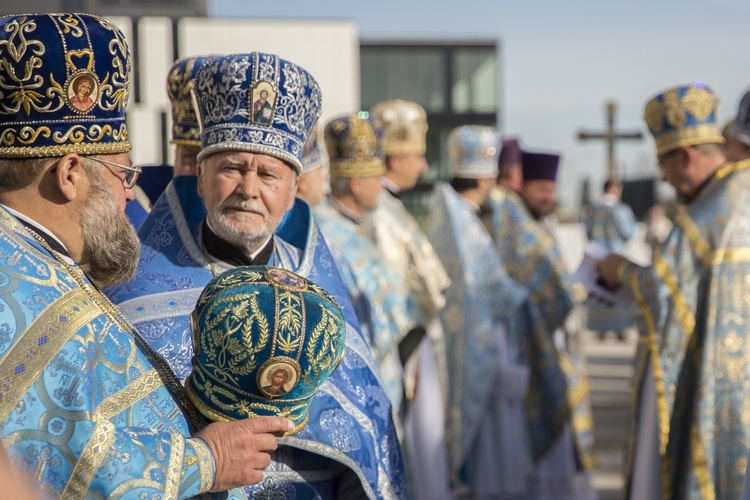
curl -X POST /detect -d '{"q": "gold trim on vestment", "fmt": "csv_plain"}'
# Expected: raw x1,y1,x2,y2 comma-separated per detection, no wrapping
0,287,99,421
652,252,696,352
712,247,750,265
714,157,750,180
559,352,591,410
165,432,184,499
675,212,713,268
61,369,169,497
96,369,163,420
691,421,715,499
189,437,216,493
61,420,117,499
109,477,167,497
627,268,671,497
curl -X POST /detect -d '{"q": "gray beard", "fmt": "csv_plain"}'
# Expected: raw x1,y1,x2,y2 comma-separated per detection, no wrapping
206,198,279,255
79,175,141,287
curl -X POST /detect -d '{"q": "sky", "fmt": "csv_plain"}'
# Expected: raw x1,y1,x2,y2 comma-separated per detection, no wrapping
209,0,750,209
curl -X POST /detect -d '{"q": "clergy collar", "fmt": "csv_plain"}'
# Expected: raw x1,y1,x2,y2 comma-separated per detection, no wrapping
202,219,274,267
328,195,364,225
381,176,401,195
2,205,74,264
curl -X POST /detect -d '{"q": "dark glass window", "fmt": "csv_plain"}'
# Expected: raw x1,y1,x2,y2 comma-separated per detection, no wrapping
452,47,497,114
360,42,500,222
361,48,445,112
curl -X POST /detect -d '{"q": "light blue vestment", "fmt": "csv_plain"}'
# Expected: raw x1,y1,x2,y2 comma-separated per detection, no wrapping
582,198,637,253
582,198,638,334
106,176,407,500
314,198,416,410
0,207,215,498
485,188,573,463
623,160,750,499
427,184,532,491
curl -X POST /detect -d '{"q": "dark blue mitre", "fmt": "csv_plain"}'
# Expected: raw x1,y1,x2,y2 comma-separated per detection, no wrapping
324,113,386,178
185,266,347,434
0,13,131,158
167,55,213,147
192,53,322,174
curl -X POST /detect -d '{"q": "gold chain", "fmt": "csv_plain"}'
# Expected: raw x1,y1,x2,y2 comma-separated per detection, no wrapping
202,240,220,277
24,228,205,430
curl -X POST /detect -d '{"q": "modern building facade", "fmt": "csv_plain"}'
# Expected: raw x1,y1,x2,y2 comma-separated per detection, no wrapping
361,40,500,218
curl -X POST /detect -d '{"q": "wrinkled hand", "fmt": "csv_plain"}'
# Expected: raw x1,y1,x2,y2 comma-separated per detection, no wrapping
596,254,629,290
196,416,294,491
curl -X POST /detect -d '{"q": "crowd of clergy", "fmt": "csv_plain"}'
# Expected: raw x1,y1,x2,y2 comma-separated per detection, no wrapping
2,11,750,500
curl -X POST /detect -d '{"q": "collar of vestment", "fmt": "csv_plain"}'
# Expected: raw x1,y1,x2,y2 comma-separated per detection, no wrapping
1,204,74,263
328,195,364,225
381,176,401,196
460,195,482,214
602,193,618,206
202,219,274,267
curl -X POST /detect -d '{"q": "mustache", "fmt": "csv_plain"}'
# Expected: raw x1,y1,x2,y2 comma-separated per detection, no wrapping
219,198,268,216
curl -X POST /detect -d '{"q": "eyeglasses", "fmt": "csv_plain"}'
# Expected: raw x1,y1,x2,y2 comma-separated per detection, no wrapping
87,157,142,189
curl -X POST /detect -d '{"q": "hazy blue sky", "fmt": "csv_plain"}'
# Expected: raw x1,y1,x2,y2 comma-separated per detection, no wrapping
209,0,750,208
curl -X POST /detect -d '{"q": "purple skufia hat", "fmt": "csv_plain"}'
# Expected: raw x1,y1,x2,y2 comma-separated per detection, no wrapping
522,151,560,181
498,138,522,168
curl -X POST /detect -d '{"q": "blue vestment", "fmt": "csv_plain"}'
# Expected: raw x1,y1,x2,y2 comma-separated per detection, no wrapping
582,198,638,334
582,198,637,252
0,206,216,498
623,160,750,499
314,198,416,410
106,176,406,499
486,188,573,463
125,185,152,230
427,184,531,494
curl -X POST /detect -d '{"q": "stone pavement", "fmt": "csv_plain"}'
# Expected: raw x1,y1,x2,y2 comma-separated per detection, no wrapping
583,327,638,500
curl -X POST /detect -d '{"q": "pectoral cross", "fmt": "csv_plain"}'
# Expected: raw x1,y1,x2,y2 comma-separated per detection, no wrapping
578,101,643,181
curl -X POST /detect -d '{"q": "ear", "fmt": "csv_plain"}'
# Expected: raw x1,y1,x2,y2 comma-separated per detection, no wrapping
286,174,300,210
196,161,205,199
349,177,363,198
388,155,403,172
52,153,86,202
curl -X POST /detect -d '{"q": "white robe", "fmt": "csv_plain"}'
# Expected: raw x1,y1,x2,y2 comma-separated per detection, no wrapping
630,360,661,500
405,337,453,500
465,323,530,499
529,328,597,500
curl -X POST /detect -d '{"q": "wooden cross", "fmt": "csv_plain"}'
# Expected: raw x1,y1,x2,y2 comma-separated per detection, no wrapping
578,101,643,181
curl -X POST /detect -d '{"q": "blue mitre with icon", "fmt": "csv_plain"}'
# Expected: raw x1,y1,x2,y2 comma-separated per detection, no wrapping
0,13,131,158
192,52,322,174
448,125,500,179
167,55,213,147
185,266,347,434
644,82,724,155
